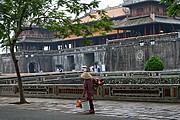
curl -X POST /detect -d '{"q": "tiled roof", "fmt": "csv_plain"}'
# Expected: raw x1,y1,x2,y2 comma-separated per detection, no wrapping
64,30,118,40
18,38,63,43
123,0,160,7
114,15,180,29
66,6,125,40
80,7,125,23
155,17,180,24
114,17,153,28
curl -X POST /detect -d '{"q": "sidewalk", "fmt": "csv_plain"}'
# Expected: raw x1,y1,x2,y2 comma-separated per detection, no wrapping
0,97,180,120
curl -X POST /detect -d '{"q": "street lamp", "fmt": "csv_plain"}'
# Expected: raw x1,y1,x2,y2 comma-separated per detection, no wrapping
139,40,156,71
25,54,34,73
139,41,145,46
150,40,155,45
25,55,28,58
30,54,34,57
148,40,156,71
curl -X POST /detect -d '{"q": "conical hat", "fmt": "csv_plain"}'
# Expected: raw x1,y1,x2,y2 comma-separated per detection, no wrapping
80,72,92,79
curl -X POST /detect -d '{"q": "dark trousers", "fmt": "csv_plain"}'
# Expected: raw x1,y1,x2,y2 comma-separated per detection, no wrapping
87,98,94,111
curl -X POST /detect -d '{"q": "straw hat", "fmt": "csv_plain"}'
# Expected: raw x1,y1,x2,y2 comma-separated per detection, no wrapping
80,72,92,79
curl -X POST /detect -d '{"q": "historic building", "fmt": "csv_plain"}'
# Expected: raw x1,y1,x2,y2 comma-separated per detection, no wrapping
17,6,126,51
17,0,180,51
114,0,180,37
0,0,180,73
105,0,180,71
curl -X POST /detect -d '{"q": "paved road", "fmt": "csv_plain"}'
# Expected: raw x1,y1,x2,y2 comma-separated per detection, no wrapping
0,107,127,120
0,97,180,120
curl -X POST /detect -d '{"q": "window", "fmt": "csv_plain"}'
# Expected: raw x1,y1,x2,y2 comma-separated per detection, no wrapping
29,31,34,34
65,44,67,49
58,45,63,50
137,8,143,16
69,44,72,48
155,7,159,14
44,46,49,51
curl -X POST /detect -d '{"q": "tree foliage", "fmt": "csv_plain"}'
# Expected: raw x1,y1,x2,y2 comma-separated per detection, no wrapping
82,40,92,46
144,56,164,71
160,0,180,16
0,0,113,103
56,64,63,69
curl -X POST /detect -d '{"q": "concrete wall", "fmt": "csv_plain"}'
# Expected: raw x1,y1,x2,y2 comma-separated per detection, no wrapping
52,45,106,71
0,53,53,73
106,32,180,71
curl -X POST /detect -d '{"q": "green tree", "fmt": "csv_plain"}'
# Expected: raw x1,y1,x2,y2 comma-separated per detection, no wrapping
70,63,76,70
82,40,92,46
56,64,63,69
93,61,99,68
0,0,113,104
160,0,180,16
144,56,164,71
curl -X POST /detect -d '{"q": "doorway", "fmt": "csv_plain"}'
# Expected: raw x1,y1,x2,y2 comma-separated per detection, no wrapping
67,56,75,71
84,53,94,68
29,62,38,73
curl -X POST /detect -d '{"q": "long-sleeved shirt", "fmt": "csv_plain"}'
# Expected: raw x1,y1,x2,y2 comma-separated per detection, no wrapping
83,78,98,99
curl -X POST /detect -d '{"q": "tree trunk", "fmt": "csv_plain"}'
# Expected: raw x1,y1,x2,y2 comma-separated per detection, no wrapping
10,45,28,104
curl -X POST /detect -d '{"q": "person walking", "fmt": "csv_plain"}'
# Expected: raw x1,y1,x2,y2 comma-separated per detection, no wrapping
81,72,98,114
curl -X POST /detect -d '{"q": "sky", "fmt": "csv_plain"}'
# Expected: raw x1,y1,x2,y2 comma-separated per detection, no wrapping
81,0,123,9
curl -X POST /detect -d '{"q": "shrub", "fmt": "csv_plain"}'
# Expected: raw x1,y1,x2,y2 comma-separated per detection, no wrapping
144,56,164,71
56,64,63,69
70,63,76,70
82,40,92,46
